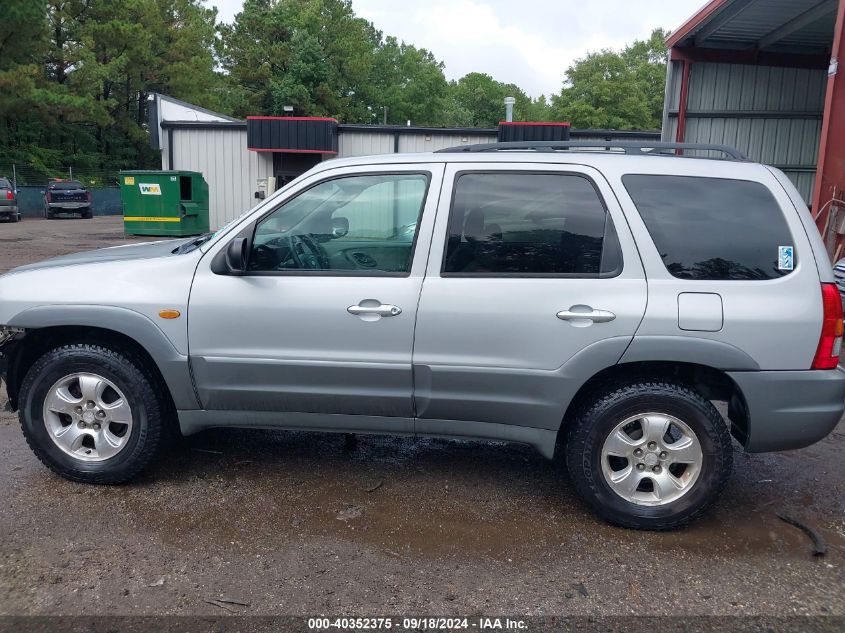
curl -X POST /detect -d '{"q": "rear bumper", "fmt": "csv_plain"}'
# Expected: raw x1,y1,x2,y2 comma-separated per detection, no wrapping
728,368,845,452
48,203,89,210
0,206,18,216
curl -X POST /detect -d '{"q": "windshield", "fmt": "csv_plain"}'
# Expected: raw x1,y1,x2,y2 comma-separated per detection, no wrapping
49,180,84,190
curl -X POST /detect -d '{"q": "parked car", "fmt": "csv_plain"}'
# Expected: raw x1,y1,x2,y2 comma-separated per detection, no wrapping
0,177,20,222
44,179,92,219
1,141,843,530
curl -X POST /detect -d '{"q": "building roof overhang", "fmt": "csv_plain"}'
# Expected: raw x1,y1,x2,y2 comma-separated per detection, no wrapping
667,0,837,58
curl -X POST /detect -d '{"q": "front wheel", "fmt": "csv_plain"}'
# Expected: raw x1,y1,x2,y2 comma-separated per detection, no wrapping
565,381,733,530
18,343,167,483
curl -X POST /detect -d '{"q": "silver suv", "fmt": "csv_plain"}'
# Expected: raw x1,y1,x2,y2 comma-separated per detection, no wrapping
2,142,843,530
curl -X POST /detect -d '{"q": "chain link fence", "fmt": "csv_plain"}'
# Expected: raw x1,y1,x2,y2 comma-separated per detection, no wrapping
0,164,121,189
0,163,123,217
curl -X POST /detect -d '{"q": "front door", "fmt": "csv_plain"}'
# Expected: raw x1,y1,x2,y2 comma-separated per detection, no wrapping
188,165,444,424
413,163,648,434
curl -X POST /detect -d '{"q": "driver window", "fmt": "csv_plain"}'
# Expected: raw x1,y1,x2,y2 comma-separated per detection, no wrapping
250,173,429,274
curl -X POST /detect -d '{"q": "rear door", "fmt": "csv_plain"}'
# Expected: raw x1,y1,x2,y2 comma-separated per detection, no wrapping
413,162,647,434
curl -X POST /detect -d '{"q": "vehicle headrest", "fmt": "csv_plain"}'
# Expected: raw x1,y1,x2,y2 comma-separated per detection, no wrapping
463,209,486,241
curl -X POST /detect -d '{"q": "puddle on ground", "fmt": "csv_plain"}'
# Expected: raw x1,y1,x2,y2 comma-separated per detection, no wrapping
11,427,844,563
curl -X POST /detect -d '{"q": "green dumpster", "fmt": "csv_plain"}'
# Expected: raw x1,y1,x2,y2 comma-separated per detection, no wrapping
119,170,210,237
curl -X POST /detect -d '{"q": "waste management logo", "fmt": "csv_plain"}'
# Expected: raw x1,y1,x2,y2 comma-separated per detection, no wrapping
139,183,162,196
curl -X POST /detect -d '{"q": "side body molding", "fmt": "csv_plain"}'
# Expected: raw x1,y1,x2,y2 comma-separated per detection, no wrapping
620,335,760,371
8,305,200,410
414,336,634,432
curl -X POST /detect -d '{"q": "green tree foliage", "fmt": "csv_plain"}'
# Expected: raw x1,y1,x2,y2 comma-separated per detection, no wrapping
219,0,379,119
0,1,46,164
219,0,451,125
448,72,550,128
1,2,671,181
551,28,668,130
370,37,451,125
0,0,223,183
624,28,671,127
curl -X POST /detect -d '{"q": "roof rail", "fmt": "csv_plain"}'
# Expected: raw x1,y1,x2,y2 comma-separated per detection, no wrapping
435,141,749,161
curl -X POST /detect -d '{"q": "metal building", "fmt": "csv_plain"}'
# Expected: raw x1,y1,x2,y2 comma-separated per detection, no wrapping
663,0,845,258
149,94,659,231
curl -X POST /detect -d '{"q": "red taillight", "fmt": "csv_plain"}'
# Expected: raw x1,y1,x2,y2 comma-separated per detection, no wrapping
4,190,12,200
86,190,92,202
812,283,844,369
46,191,52,203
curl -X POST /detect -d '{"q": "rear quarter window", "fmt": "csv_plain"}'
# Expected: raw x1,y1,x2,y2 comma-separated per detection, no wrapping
622,175,796,280
49,180,84,190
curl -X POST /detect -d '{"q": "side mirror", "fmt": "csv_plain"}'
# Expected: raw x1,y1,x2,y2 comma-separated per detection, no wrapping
225,237,249,274
331,217,349,239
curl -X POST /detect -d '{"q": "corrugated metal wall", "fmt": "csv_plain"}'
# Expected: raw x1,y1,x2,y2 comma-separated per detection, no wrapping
337,131,394,157
166,127,273,229
336,130,497,156
663,61,826,203
396,133,496,153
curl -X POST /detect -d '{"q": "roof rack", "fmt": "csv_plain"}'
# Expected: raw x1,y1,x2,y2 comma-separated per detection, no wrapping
435,141,749,161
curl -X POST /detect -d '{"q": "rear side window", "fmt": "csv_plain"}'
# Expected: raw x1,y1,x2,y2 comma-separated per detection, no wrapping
623,175,796,280
49,180,84,190
442,172,621,276
0,179,10,189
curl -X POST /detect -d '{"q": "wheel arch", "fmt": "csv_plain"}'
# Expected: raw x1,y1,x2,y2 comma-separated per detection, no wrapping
4,306,199,412
558,360,750,453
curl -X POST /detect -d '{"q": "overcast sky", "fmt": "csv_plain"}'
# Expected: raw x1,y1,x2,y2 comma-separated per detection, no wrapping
206,0,705,97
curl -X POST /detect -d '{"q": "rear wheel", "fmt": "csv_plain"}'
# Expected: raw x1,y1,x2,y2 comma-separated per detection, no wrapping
82,209,93,219
18,343,166,484
565,381,733,530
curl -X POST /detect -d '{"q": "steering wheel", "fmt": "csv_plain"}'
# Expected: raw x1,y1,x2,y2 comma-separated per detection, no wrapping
288,234,328,270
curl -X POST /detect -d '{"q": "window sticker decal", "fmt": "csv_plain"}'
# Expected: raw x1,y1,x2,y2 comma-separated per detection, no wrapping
778,246,794,271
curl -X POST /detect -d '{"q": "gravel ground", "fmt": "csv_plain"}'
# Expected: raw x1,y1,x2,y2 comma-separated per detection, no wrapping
0,217,843,618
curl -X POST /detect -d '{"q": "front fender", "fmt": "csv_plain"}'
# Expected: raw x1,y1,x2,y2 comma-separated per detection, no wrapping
6,305,200,410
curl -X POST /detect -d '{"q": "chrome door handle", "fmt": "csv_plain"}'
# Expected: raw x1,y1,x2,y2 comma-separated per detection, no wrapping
347,303,402,317
556,308,616,323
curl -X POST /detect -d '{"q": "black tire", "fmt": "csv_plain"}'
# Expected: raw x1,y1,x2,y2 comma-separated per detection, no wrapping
18,343,166,484
565,380,733,530
82,209,93,219
9,212,18,223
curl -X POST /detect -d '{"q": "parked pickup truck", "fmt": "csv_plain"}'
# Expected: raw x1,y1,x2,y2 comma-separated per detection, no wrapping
0,177,20,222
2,141,844,530
44,179,92,219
